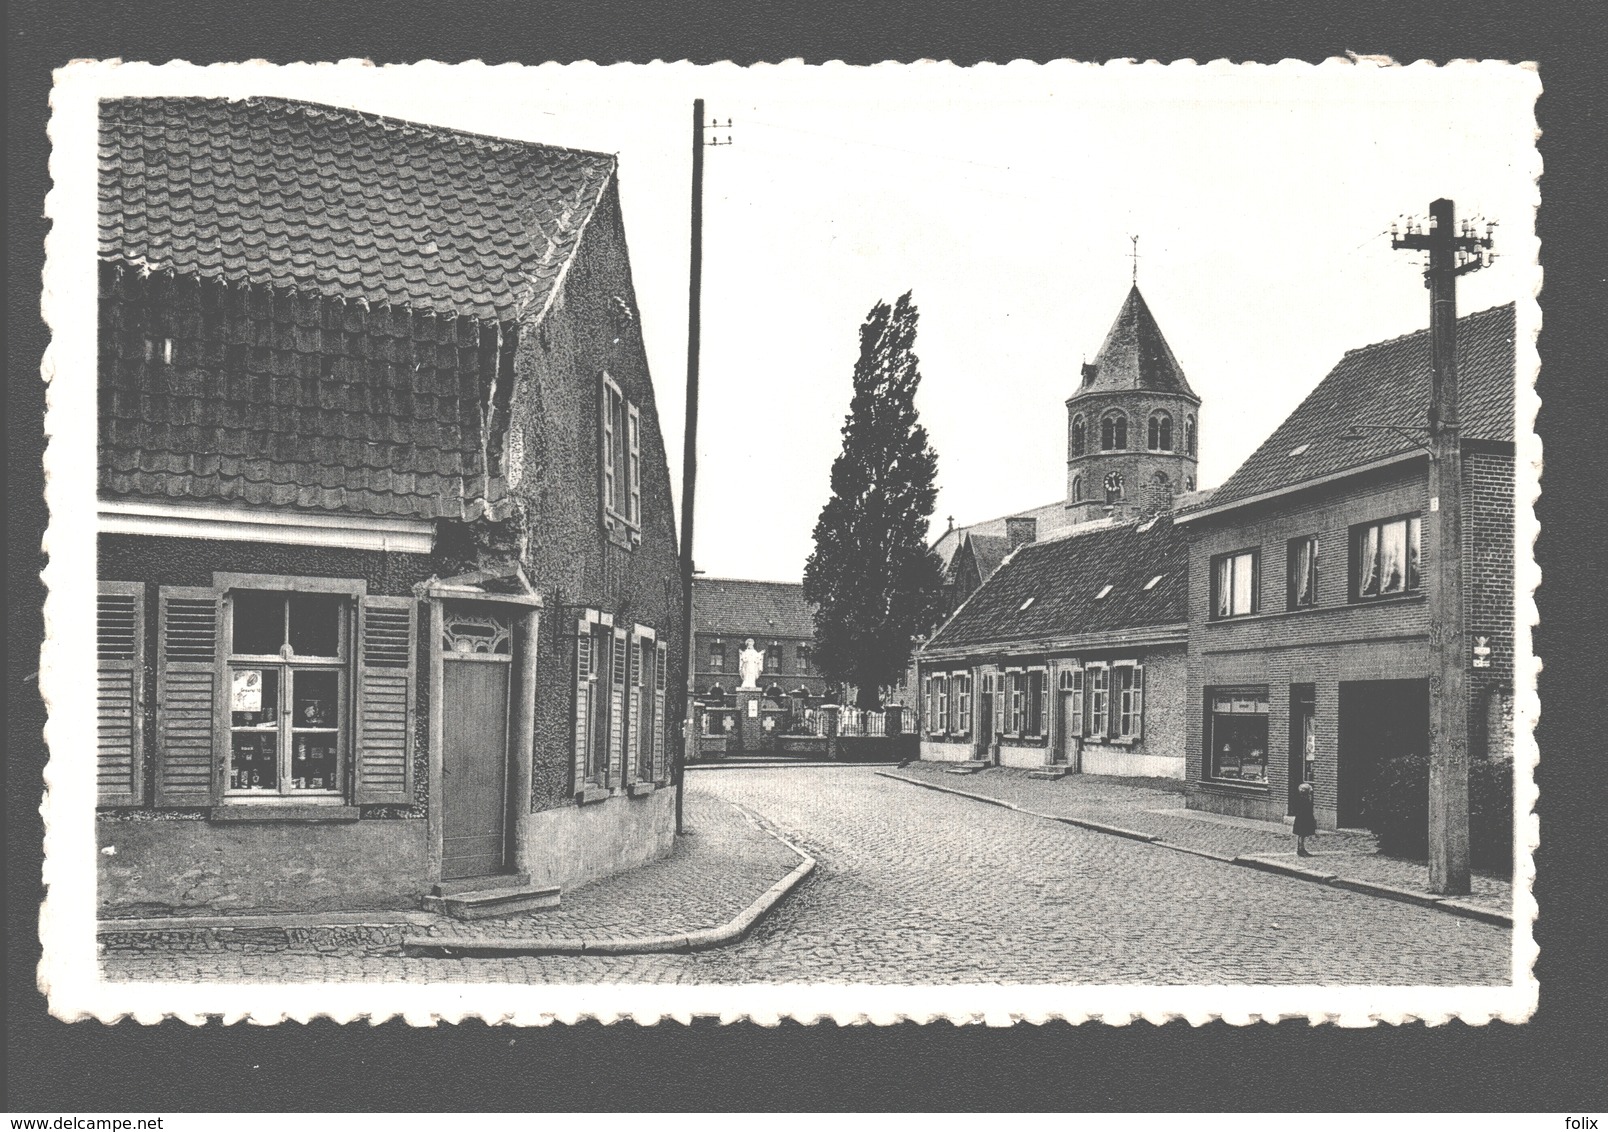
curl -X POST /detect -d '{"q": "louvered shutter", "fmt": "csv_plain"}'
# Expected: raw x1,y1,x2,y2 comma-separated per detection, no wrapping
601,380,616,516
653,640,668,783
625,634,642,784
353,596,416,804
155,586,220,806
922,677,934,733
573,622,593,790
97,582,146,805
1132,664,1145,739
1069,666,1084,736
627,403,642,528
609,627,627,785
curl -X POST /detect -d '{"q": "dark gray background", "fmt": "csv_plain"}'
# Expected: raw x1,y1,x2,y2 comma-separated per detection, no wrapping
7,0,1605,1111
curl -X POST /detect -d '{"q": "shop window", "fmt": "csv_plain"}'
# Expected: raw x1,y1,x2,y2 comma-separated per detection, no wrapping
1211,549,1259,619
1287,534,1319,610
227,591,348,797
145,577,416,809
600,373,643,544
1351,515,1421,601
1207,688,1270,784
1100,412,1128,451
1148,411,1173,451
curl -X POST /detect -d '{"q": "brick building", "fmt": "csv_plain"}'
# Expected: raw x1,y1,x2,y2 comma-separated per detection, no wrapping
917,514,1190,777
689,578,827,701
94,98,683,915
1175,304,1515,830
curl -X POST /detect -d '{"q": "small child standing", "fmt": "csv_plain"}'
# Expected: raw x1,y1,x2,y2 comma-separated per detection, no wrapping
1293,780,1317,857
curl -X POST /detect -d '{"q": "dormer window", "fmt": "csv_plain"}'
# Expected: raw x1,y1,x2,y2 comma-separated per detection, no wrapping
1094,583,1113,600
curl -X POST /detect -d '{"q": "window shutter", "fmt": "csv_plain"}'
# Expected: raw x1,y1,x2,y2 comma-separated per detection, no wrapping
653,639,668,783
97,582,146,806
609,627,627,784
626,634,643,785
1070,666,1084,736
353,595,416,805
627,402,642,527
1132,664,1145,739
574,622,593,790
601,380,616,516
155,585,220,807
922,677,933,732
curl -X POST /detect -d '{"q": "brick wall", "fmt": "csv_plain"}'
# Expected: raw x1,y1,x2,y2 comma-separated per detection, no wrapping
1066,391,1200,522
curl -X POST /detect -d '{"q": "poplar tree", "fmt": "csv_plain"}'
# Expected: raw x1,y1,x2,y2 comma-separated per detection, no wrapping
804,292,945,710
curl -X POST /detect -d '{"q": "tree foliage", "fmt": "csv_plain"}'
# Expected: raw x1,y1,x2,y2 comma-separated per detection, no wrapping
804,292,945,708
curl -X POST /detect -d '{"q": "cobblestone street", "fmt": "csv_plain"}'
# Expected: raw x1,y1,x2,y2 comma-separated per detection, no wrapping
103,766,1511,985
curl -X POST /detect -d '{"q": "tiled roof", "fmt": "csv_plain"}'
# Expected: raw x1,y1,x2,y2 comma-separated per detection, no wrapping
951,498,1078,544
1074,286,1198,399
97,97,621,522
100,97,616,322
693,578,817,639
1201,304,1515,514
965,533,1011,581
925,515,1187,652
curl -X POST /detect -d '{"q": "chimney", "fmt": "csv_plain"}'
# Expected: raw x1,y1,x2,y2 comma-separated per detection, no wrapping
1006,516,1037,551
1140,479,1176,518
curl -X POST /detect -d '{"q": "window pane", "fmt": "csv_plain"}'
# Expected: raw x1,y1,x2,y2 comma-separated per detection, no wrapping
1379,520,1407,594
1214,558,1230,618
1407,517,1422,590
292,669,340,729
1210,711,1269,783
233,591,284,655
1358,525,1381,596
1232,553,1254,614
289,593,342,657
230,665,279,729
231,732,278,790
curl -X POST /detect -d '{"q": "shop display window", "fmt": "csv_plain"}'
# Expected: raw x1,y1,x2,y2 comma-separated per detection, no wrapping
1208,689,1270,785
227,591,348,797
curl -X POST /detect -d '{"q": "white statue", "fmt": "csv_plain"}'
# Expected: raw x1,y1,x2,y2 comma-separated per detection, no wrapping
738,638,765,689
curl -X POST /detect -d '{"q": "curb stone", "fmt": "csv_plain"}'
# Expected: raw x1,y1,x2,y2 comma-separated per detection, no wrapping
401,801,817,958
877,770,1513,929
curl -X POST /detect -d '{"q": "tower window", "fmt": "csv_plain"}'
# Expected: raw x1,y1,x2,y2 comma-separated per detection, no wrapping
1070,414,1086,457
1185,416,1197,456
1101,412,1128,451
1072,475,1083,503
1148,411,1173,451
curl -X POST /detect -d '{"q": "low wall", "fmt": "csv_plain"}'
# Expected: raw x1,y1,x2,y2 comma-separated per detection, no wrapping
523,788,676,890
98,816,428,917
834,734,917,762
999,743,1047,770
1082,746,1186,779
920,739,974,763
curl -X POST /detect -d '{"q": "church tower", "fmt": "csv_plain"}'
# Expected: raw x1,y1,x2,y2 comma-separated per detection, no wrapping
1065,284,1201,523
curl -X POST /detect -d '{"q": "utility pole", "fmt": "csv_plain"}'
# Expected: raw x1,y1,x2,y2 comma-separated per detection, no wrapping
675,100,732,835
1390,198,1494,895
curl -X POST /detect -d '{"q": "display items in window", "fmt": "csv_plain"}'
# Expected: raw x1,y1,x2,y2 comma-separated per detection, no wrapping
1209,692,1270,784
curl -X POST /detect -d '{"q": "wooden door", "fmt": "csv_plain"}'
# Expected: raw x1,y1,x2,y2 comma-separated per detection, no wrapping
440,655,512,881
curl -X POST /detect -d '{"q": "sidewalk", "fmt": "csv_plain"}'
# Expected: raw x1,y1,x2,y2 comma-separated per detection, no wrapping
882,763,1513,924
98,791,811,960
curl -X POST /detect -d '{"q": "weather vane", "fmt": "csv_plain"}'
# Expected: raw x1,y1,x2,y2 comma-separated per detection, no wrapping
1129,235,1141,284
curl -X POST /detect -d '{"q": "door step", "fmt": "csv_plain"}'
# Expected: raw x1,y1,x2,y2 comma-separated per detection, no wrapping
429,873,531,898
421,883,561,920
1027,766,1070,779
944,761,990,775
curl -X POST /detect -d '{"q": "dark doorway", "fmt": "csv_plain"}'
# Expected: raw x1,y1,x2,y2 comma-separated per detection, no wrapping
1337,679,1428,828
1289,684,1316,815
977,681,994,759
440,649,513,881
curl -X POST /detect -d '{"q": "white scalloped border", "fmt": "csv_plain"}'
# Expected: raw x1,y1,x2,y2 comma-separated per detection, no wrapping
39,56,1540,1026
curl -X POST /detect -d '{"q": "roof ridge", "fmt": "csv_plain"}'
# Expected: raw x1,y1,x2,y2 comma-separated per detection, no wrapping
219,95,618,164
695,576,806,587
1337,300,1515,360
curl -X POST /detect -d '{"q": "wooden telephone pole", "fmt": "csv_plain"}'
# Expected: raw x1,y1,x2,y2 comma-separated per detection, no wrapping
1391,197,1493,896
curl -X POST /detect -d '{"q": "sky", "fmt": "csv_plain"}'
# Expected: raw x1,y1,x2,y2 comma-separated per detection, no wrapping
96,60,1540,581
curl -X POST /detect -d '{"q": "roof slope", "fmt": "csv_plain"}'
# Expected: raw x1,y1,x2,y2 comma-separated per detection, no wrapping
926,515,1187,652
1074,286,1197,399
693,578,817,639
964,533,1011,582
1204,303,1515,513
100,97,616,322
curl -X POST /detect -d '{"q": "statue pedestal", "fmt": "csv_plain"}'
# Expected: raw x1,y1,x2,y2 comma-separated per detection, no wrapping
734,687,764,752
